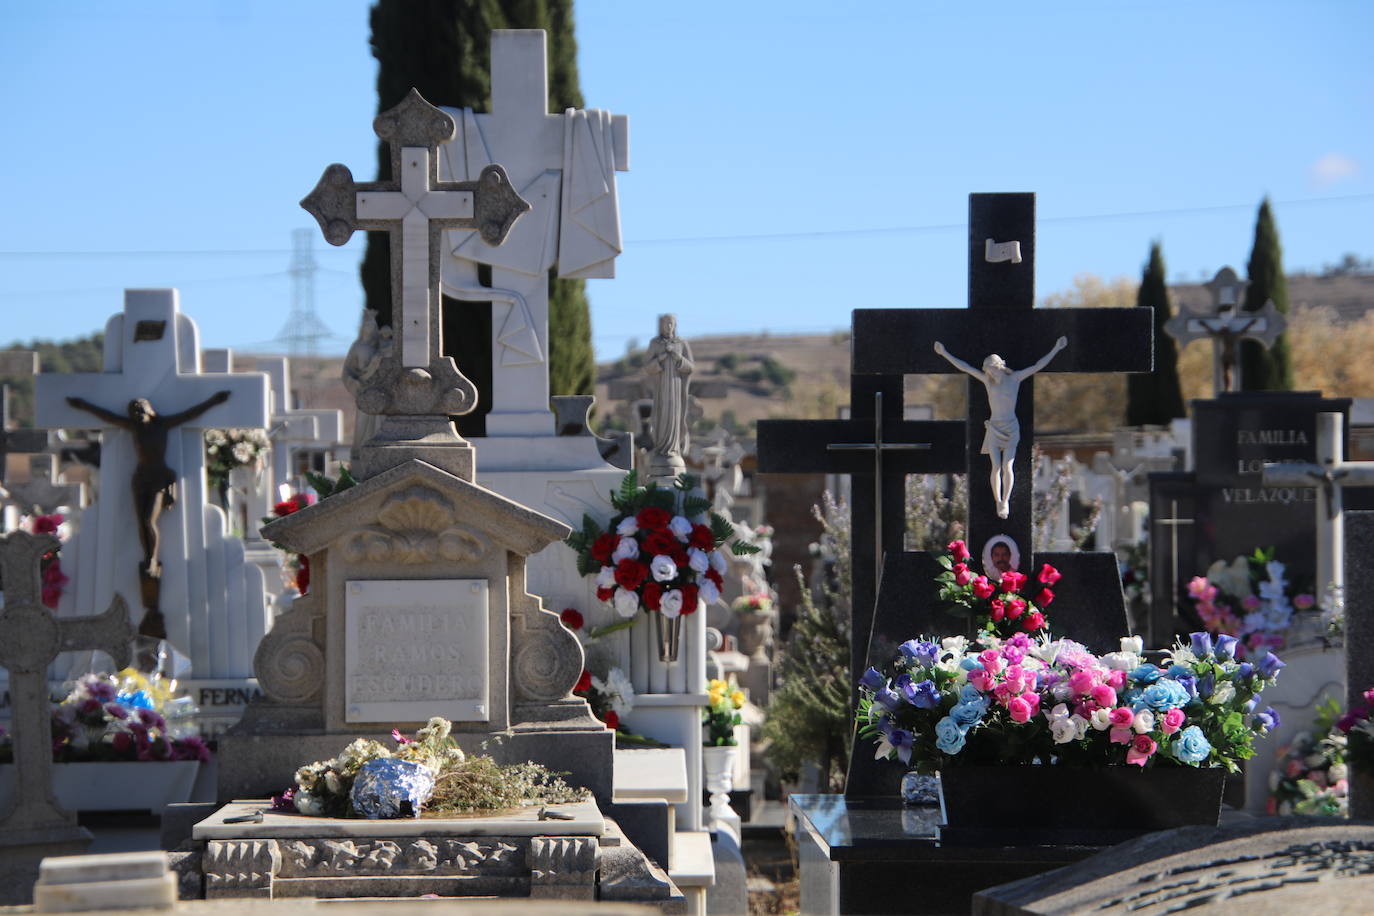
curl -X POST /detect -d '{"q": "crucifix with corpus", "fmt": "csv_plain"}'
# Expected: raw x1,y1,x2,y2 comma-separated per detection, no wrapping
841,193,1156,797
302,87,531,482
1165,266,1286,395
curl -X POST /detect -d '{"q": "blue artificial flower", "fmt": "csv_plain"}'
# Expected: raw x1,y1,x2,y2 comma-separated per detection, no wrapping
959,683,985,704
1251,706,1280,732
1197,673,1215,700
904,679,940,710
898,640,923,662
1163,662,1194,680
860,667,886,692
117,690,154,710
914,640,941,667
1214,634,1239,660
949,700,985,727
889,727,915,764
1174,674,1199,703
934,716,968,754
1258,651,1286,678
1134,679,1190,712
1189,632,1213,658
959,657,981,671
1130,664,1162,684
893,672,913,692
1237,662,1255,682
875,686,903,713
1172,725,1212,764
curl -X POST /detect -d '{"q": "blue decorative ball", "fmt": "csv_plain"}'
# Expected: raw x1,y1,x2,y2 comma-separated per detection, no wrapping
349,758,435,819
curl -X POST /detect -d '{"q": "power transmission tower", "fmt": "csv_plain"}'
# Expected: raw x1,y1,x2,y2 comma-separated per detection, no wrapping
275,229,334,403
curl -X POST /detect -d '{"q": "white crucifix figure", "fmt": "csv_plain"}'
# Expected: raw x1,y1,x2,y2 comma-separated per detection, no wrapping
441,29,630,436
34,289,271,680
1263,411,1374,600
933,336,1067,518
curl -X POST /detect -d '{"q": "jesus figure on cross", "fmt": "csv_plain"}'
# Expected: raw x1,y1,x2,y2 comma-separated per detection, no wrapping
933,336,1067,519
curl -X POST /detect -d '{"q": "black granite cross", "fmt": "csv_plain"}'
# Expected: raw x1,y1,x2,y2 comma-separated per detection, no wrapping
843,193,1155,798
757,375,965,705
0,387,47,486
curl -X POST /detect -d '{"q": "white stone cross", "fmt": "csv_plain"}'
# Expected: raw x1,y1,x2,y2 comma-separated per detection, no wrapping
0,531,133,842
302,89,530,373
441,29,630,437
34,289,270,675
1262,411,1374,598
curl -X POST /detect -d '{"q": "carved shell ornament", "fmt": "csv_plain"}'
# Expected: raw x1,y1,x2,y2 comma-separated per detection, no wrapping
345,486,486,565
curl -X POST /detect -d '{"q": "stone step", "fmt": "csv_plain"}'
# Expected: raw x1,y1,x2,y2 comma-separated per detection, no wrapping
606,798,674,869
666,829,715,889
612,747,689,804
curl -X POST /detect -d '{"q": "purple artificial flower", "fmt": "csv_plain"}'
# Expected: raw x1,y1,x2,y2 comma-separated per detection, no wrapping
269,787,298,813
84,678,117,703
1237,662,1255,681
1214,634,1239,659
104,702,129,720
903,679,940,710
1189,632,1213,657
889,728,915,765
874,686,903,713
1258,652,1286,678
859,667,886,692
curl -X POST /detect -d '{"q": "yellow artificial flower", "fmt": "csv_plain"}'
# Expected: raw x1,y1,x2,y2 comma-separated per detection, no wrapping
730,690,745,708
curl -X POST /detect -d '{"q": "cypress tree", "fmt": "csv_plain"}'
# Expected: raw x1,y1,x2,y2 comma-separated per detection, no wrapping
1125,242,1186,425
363,0,597,436
1239,198,1294,391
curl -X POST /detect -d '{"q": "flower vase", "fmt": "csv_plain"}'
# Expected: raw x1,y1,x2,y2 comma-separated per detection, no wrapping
701,744,737,825
655,612,683,663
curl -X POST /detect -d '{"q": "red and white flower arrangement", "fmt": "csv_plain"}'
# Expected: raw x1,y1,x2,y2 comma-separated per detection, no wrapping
567,472,759,621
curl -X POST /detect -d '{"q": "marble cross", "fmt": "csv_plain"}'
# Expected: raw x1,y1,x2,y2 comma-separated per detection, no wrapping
7,454,85,514
302,88,530,371
1165,266,1286,395
0,531,133,837
1262,411,1374,598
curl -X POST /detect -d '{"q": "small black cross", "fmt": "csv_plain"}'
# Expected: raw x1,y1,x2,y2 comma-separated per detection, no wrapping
757,374,965,702
0,387,47,486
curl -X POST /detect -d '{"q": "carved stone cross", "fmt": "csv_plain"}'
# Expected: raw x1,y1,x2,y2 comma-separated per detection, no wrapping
7,454,85,514
0,531,133,842
1165,266,1286,395
302,89,530,414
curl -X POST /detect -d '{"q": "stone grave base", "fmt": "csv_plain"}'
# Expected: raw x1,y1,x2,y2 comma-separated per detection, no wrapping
216,724,615,808
187,800,684,911
0,827,91,906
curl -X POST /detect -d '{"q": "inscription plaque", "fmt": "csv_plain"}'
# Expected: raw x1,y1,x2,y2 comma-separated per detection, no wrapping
344,579,489,723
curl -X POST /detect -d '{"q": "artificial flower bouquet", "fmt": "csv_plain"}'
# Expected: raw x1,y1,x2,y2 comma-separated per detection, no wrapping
1336,685,1374,780
0,669,209,764
1268,694,1347,816
279,717,587,819
856,631,1284,775
22,512,70,609
704,678,746,746
573,665,636,732
1187,547,1317,657
937,539,1057,639
566,471,759,621
731,593,774,614
263,490,316,594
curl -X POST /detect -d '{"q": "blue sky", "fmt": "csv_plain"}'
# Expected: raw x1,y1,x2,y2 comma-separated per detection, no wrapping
1,1,1370,362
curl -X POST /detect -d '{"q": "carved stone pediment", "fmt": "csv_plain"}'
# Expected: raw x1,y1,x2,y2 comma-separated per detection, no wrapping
344,486,487,565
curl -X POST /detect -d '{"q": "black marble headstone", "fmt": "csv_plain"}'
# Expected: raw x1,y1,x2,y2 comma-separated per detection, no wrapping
1148,392,1368,642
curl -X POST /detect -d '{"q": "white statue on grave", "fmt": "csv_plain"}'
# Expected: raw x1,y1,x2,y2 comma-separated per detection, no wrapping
646,314,694,478
933,336,1067,518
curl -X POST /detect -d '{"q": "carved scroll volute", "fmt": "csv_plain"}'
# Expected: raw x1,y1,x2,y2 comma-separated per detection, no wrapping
508,554,584,703
254,569,325,706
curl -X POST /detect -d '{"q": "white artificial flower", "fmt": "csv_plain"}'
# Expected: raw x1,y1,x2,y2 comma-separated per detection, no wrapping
688,547,710,574
709,549,728,574
612,537,640,562
700,578,721,605
669,515,693,540
616,517,639,537
1090,708,1112,731
659,589,684,618
649,554,678,583
1119,636,1144,655
1049,717,1078,744
1206,557,1252,600
1072,716,1091,740
1051,681,1073,703
1132,709,1155,734
1209,682,1236,705
1048,703,1071,723
1331,763,1349,781
1100,651,1140,671
596,566,616,588
941,636,969,656
294,790,326,816
613,587,640,618
1305,752,1327,769
604,668,637,715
